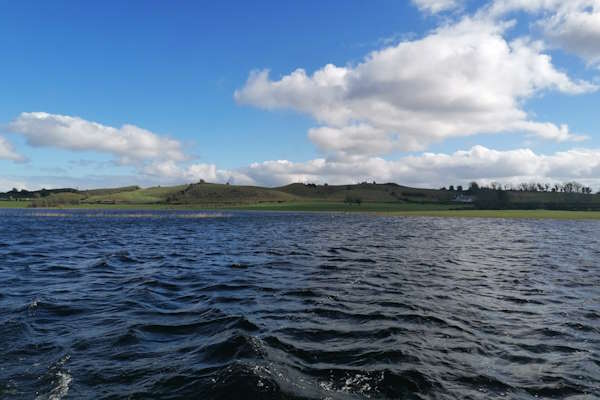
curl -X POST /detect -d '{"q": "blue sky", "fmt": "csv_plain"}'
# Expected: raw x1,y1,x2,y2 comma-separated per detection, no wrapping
1,0,600,190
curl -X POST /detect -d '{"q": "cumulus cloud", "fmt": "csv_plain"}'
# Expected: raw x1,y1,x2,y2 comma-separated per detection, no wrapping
0,136,26,162
412,0,600,67
483,1,600,67
8,112,185,165
3,112,260,186
412,0,461,14
539,3,600,67
235,17,595,157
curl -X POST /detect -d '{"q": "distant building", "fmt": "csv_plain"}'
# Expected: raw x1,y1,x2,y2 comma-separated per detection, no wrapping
452,194,474,203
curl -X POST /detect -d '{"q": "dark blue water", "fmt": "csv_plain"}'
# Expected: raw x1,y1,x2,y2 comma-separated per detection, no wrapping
0,209,599,399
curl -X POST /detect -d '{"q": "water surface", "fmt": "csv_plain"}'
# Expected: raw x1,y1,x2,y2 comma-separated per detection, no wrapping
1,209,599,399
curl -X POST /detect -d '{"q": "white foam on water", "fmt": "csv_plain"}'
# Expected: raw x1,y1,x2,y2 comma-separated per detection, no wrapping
48,371,72,400
80,212,231,218
35,356,72,400
30,213,70,218
28,298,39,310
341,373,372,395
27,298,39,317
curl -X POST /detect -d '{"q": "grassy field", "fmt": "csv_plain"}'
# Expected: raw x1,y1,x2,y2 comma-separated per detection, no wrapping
2,199,600,219
82,185,188,204
379,209,600,220
229,201,463,212
0,200,31,208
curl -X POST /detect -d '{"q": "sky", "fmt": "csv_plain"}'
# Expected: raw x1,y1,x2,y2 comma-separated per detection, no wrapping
1,0,600,191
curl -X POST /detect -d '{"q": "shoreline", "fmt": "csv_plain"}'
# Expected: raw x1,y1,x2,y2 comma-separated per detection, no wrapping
2,201,600,220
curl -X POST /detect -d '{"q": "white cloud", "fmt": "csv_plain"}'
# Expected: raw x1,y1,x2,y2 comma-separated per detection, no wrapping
235,17,596,157
0,136,26,162
540,3,600,67
485,0,600,67
412,0,461,14
0,177,29,192
412,1,600,67
8,112,186,165
142,160,255,186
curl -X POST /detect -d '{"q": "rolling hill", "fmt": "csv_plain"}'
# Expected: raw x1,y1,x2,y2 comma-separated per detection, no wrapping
1,181,600,211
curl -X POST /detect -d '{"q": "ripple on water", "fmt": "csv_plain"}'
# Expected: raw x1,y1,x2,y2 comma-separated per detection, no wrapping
0,209,599,399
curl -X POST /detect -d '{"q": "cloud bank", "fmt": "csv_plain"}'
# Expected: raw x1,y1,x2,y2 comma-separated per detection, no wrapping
239,146,600,188
5,145,600,191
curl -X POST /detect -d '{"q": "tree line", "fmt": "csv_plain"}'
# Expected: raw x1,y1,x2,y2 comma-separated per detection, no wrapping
442,181,595,194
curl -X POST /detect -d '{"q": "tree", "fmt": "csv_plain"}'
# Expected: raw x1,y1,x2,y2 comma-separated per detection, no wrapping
469,182,480,193
457,185,463,192
474,188,510,209
448,185,455,191
344,195,362,206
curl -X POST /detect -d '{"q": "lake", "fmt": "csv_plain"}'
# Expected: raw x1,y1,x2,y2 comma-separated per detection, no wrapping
0,209,598,399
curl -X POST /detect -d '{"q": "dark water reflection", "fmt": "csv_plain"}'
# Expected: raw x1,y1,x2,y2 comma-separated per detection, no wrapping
0,210,599,399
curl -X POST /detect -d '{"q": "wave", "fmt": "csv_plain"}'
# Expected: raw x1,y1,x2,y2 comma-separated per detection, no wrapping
2,210,599,398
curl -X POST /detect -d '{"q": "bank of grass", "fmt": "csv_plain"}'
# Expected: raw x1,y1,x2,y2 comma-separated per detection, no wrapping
229,201,463,212
29,203,200,210
3,201,463,212
379,209,600,220
2,199,600,219
0,200,31,208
